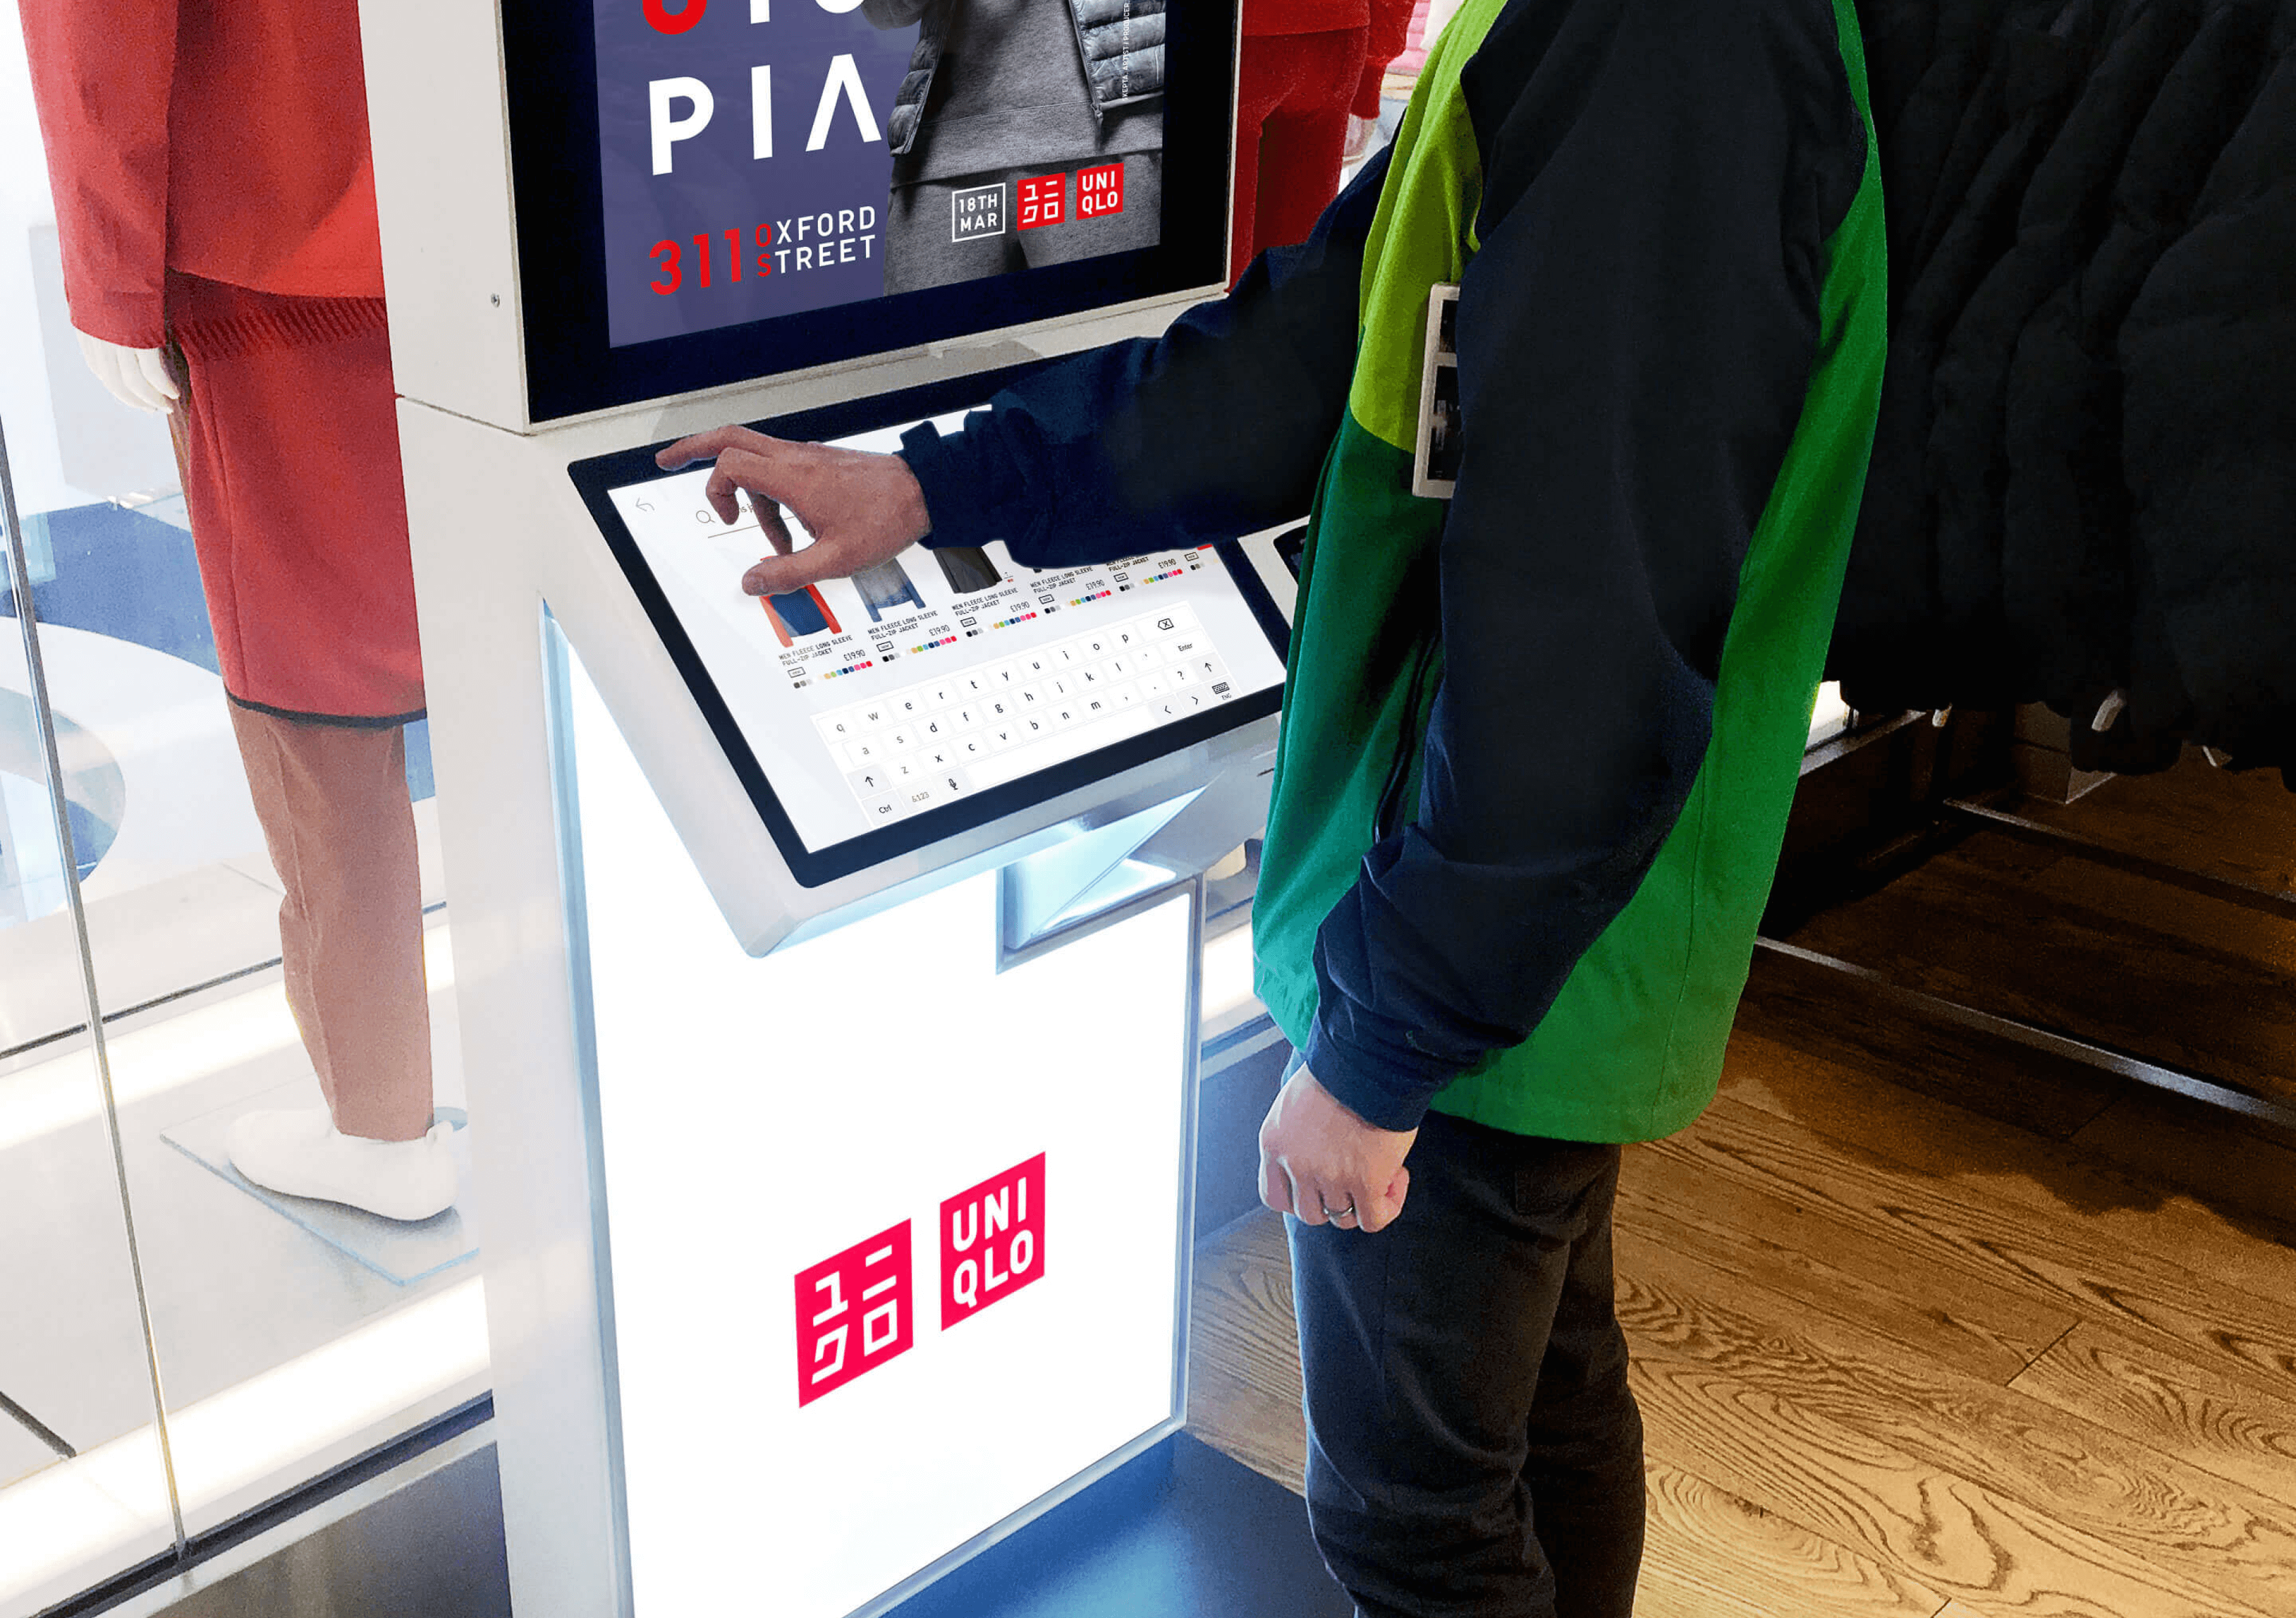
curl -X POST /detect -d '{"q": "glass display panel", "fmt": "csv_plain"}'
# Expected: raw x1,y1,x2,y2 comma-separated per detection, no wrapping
568,365,1289,885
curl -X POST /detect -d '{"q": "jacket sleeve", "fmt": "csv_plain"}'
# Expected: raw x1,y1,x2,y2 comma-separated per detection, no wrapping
895,145,1392,567
1299,2,1860,1130
19,0,181,348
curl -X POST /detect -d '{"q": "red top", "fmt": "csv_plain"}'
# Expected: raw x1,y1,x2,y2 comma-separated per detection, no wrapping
22,0,385,349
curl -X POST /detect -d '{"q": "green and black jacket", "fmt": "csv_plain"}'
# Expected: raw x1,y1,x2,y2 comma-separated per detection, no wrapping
901,0,1888,1143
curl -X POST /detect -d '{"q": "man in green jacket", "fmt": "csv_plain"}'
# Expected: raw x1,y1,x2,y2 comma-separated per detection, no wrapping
664,0,1886,1608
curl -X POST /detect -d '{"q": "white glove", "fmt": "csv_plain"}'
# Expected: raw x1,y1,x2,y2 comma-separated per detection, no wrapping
75,329,180,415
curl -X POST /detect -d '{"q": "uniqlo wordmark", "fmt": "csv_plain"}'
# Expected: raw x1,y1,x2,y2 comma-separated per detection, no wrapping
1077,163,1124,219
1017,174,1066,230
794,1221,914,1406
941,1152,1046,1329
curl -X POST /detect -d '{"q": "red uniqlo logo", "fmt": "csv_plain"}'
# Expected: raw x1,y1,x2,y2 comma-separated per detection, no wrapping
941,1153,1046,1329
1077,163,1125,219
1018,174,1066,230
794,1221,914,1406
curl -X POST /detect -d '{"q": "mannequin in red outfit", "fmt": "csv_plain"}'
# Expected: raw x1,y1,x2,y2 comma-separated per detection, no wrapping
20,0,456,1221
1229,0,1416,285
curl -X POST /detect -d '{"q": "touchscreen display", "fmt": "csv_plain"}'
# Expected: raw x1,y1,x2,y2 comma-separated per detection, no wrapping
594,0,1167,349
598,414,1287,857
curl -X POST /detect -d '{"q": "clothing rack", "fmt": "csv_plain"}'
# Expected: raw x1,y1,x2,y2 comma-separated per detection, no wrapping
1756,708,2296,1136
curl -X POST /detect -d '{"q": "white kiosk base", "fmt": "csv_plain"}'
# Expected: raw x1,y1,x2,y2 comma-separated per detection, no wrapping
540,635,1341,1617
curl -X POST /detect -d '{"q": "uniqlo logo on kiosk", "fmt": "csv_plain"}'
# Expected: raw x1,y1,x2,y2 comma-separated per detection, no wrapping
941,1153,1046,1329
793,1221,914,1406
1077,163,1125,218
1016,174,1065,230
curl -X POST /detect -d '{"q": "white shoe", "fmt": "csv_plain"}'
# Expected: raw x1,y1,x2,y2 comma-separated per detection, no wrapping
226,1106,459,1222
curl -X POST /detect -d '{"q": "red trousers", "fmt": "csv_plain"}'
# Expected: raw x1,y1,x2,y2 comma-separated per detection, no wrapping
1231,28,1370,286
168,271,424,723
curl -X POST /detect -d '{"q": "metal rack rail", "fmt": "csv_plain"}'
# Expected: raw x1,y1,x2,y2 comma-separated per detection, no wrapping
1758,713,2296,1137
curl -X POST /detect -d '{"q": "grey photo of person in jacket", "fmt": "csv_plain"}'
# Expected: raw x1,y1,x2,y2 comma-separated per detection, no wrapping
863,0,1167,291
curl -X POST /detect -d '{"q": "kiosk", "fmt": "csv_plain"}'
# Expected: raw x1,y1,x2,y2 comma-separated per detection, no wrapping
357,2,1344,1614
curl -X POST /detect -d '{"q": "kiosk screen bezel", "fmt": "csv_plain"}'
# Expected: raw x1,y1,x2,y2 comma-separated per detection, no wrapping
500,0,1241,423
567,361,1293,888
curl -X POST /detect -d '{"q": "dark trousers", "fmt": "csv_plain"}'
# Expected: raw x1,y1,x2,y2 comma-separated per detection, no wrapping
1286,1073,1645,1617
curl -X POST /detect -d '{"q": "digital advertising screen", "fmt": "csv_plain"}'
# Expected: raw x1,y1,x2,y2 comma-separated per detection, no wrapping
504,0,1236,418
567,365,1290,886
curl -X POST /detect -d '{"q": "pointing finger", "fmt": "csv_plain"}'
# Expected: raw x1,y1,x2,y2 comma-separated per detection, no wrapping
656,424,772,471
758,501,796,558
743,544,843,597
701,460,749,526
706,445,804,529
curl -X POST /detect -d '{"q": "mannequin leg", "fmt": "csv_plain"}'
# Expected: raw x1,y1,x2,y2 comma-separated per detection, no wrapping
229,702,433,1142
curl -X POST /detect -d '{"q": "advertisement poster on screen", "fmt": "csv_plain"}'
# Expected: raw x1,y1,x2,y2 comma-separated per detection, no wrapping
595,0,1168,347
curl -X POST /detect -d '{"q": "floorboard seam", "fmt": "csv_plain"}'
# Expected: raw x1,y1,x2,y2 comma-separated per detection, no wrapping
2002,1321,2080,1388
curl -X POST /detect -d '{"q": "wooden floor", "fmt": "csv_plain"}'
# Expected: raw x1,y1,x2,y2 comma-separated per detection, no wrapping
1186,753,2296,1617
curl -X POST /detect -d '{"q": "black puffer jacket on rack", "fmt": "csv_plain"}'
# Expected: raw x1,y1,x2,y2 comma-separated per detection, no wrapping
1928,0,2206,709
1854,0,1944,143
1834,0,2109,710
2115,0,2296,777
2003,0,2276,765
1836,0,2295,780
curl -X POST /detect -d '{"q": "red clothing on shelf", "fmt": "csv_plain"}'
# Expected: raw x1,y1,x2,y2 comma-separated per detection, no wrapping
24,0,422,722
